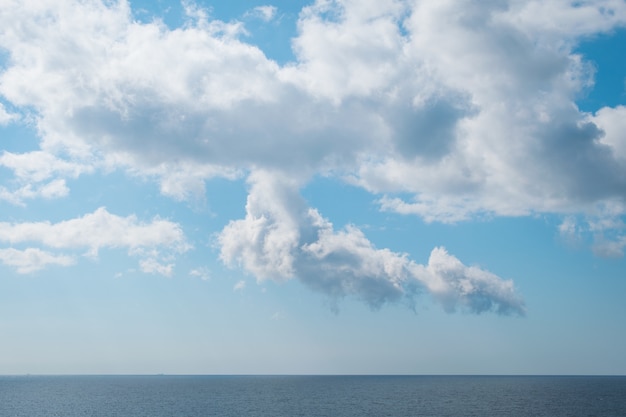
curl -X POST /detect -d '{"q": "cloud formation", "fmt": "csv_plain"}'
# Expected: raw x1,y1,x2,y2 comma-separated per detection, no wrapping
0,247,75,274
1,1,624,213
0,207,189,274
246,5,278,22
219,172,525,314
0,102,18,125
0,151,92,205
1,0,626,309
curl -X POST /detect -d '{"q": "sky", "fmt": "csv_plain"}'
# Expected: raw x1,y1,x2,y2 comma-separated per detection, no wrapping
0,0,625,375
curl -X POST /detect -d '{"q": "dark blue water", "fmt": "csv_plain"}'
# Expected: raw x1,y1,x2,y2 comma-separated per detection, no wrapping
1,375,625,417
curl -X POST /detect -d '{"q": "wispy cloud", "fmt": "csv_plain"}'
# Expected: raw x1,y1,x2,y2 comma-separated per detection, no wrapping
0,207,189,274
189,267,211,281
139,258,175,277
0,103,18,125
0,179,70,206
245,5,277,22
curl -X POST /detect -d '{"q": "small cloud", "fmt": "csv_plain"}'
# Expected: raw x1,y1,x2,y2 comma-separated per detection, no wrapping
245,5,277,22
189,267,211,281
0,180,70,206
592,235,626,258
558,216,583,247
233,280,246,291
378,195,477,224
182,0,210,24
0,103,19,125
0,248,75,274
139,258,174,277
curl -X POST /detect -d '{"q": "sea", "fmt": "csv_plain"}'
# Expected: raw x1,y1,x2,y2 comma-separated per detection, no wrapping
1,375,625,417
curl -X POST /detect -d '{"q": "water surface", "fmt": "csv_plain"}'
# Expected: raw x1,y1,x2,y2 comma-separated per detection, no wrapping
1,375,625,416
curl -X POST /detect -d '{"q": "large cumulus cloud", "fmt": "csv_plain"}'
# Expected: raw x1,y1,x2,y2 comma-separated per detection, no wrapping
2,0,625,208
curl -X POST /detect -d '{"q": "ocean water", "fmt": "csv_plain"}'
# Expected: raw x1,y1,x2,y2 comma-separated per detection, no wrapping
1,375,625,417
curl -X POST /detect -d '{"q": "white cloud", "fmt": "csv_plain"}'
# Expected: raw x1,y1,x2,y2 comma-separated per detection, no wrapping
219,171,306,281
233,280,246,291
592,105,626,161
0,207,189,273
189,267,210,281
135,161,240,202
219,171,524,314
282,0,408,102
0,151,94,204
0,103,19,125
0,207,189,255
0,247,74,274
378,195,485,224
246,5,277,22
0,179,70,206
592,235,626,258
347,0,626,222
139,258,174,277
499,0,626,38
1,0,622,225
588,209,626,258
553,205,626,255
558,216,583,247
0,151,92,183
416,247,524,315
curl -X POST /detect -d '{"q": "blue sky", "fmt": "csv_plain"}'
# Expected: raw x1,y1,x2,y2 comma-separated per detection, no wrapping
0,0,625,375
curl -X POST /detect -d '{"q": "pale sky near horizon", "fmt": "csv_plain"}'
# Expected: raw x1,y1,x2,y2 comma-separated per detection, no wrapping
1,0,626,375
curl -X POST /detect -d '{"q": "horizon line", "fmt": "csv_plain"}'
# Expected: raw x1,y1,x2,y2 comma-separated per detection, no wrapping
3,373,625,377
